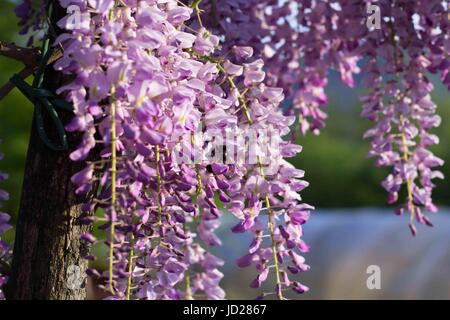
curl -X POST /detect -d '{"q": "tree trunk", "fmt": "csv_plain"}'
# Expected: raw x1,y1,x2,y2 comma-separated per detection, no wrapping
5,1,90,300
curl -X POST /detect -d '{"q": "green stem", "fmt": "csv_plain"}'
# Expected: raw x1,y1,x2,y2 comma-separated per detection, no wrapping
109,88,117,294
185,270,193,300
400,115,415,224
156,145,162,226
125,233,135,300
389,20,415,224
216,64,253,124
258,159,283,300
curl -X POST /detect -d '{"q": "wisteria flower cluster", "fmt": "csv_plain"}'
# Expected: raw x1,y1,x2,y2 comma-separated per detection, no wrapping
199,0,449,233
359,1,448,235
52,0,311,300
1,0,449,301
199,0,362,135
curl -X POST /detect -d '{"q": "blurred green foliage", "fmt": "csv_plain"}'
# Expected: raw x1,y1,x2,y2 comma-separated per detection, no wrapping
0,1,34,243
0,2,448,242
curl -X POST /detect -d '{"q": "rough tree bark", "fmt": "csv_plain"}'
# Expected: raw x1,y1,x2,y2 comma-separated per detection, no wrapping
5,1,91,300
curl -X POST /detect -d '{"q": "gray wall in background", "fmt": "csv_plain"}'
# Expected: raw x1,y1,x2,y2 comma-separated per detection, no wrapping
215,209,450,300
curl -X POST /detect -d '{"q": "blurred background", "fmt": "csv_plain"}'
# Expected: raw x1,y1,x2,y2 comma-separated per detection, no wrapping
0,0,449,300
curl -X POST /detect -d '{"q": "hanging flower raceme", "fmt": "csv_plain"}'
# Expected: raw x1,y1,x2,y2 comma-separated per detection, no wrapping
7,0,446,302
190,48,314,298
53,0,311,300
360,0,448,235
55,0,219,299
201,0,449,232
0,142,11,300
199,0,363,136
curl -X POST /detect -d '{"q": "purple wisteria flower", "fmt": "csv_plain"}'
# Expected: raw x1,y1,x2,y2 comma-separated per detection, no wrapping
0,144,11,300
360,0,447,234
8,0,448,301
201,0,449,233
53,0,312,300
